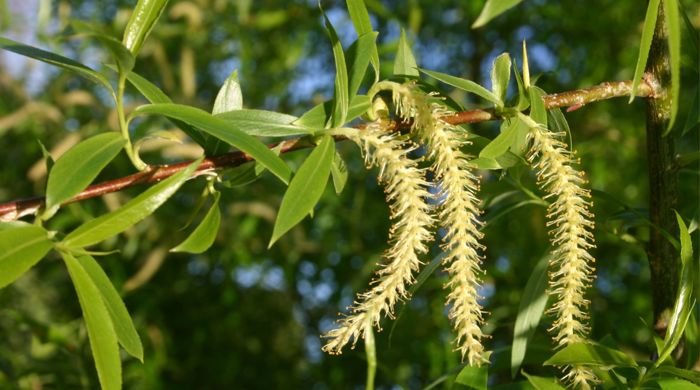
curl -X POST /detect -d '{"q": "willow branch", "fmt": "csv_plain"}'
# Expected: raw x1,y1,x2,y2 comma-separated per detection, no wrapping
0,78,657,222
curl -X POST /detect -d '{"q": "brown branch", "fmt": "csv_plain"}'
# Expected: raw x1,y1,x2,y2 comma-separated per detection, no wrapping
0,78,657,222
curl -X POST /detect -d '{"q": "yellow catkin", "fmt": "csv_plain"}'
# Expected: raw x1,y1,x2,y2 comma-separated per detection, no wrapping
321,122,434,354
389,82,488,365
527,123,597,388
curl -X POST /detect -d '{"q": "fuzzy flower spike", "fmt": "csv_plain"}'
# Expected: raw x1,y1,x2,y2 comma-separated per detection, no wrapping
322,119,434,354
524,115,598,388
377,81,489,365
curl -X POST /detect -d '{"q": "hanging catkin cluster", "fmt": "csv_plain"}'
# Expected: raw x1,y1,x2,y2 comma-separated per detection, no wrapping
322,121,434,354
323,82,489,366
527,122,598,388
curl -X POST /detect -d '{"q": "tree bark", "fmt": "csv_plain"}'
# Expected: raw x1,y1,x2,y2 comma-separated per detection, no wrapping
645,1,679,334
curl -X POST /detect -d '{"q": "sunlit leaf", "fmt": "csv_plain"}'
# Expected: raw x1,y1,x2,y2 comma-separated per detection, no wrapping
323,11,349,128
77,254,143,361
346,31,378,99
45,133,125,215
295,95,370,129
544,343,637,367
346,0,379,82
393,29,419,77
455,365,488,390
70,20,135,72
213,70,243,114
529,87,547,127
216,109,313,137
629,0,660,103
420,68,501,105
132,104,290,183
480,119,518,159
472,0,523,28
270,135,334,247
491,53,511,104
62,158,202,249
330,151,348,194
122,0,170,56
171,192,221,254
652,366,700,386
511,255,549,377
62,252,121,390
122,70,208,148
654,378,700,390
522,372,566,390
0,225,52,289
0,36,113,92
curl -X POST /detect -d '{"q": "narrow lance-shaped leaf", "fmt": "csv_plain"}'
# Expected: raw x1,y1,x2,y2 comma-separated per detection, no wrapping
295,95,370,130
346,32,378,100
480,119,518,160
122,70,208,147
0,225,53,289
171,191,221,254
0,36,113,92
656,212,695,366
213,70,243,114
455,365,488,390
45,133,125,216
346,0,379,82
491,52,511,105
270,135,334,247
70,20,135,72
663,0,680,133
132,104,291,183
393,29,419,77
544,343,638,367
122,0,170,56
529,87,548,127
77,254,143,361
216,109,313,137
62,158,202,249
511,255,549,378
62,252,121,390
629,0,660,103
472,0,524,28
322,11,349,128
419,68,501,105
330,151,348,194
522,372,566,390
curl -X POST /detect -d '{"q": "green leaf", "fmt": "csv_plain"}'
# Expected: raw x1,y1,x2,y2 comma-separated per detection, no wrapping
529,87,547,127
512,59,530,111
132,104,290,183
654,378,700,390
472,0,523,28
269,135,334,247
629,0,660,103
212,70,243,115
330,151,348,194
511,255,549,378
171,192,221,254
544,343,638,367
480,119,518,159
455,365,488,390
45,133,125,215
657,212,696,366
62,252,121,390
491,53,511,104
122,0,170,56
0,36,113,92
323,11,349,128
122,70,208,148
653,366,700,386
0,225,53,289
346,32,378,99
346,0,379,83
420,68,501,105
521,372,565,390
62,158,202,249
393,29,419,77
216,109,313,137
663,0,680,133
295,95,371,129
76,254,143,361
70,20,135,72
510,117,531,157
547,108,572,148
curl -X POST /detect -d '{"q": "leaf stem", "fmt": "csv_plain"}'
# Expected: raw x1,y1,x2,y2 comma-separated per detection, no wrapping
116,73,147,171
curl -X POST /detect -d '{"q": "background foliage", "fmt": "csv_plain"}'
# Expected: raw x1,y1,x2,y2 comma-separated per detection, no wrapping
0,0,698,388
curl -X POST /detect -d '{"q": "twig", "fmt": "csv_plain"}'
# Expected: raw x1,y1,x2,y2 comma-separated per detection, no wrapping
0,78,657,221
